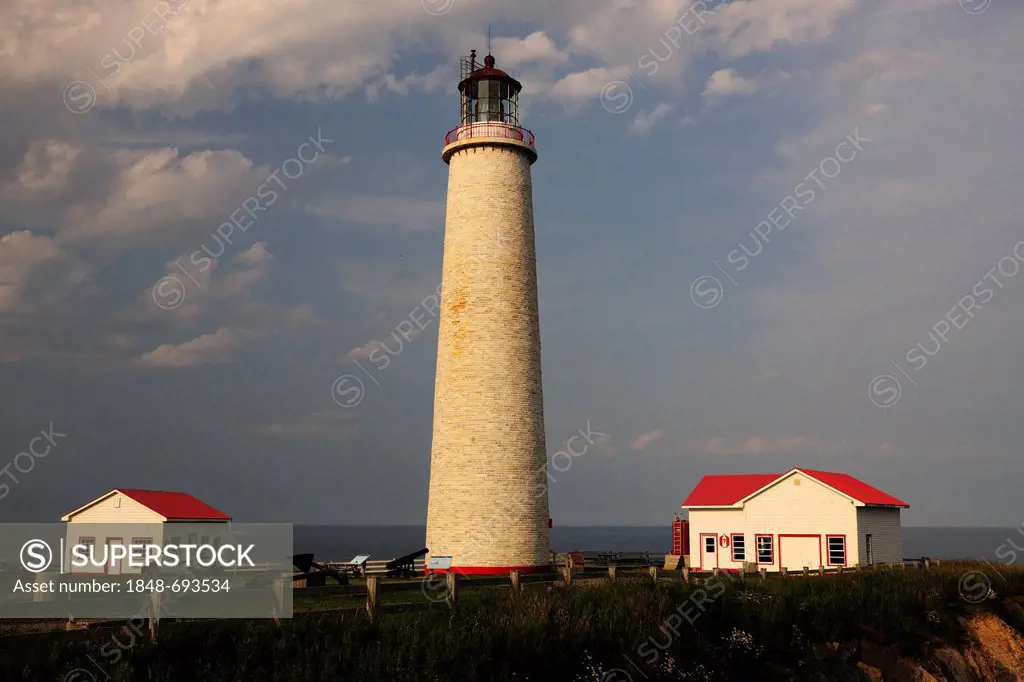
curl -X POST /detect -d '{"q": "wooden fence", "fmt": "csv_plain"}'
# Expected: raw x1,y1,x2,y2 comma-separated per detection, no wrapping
308,557,946,620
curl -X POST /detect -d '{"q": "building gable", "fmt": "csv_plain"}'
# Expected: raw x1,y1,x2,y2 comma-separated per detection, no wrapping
738,469,861,508
61,489,231,522
742,470,858,512
62,490,165,523
682,468,909,510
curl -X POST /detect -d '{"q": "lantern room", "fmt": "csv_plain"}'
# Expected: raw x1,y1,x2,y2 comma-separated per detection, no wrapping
458,50,522,126
443,50,536,163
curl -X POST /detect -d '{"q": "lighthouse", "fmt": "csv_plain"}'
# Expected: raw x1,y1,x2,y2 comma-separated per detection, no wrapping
424,51,550,574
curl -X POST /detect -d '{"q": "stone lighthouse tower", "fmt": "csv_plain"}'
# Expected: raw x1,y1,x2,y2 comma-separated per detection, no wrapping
425,51,549,574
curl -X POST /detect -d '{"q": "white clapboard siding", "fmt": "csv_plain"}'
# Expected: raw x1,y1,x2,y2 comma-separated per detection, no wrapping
67,491,164,524
689,470,860,571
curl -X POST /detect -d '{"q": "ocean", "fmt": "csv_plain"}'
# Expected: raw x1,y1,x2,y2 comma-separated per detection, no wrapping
293,525,1021,563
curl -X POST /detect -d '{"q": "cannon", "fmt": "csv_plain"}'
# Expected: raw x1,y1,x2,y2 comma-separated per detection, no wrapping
292,553,348,586
385,548,428,578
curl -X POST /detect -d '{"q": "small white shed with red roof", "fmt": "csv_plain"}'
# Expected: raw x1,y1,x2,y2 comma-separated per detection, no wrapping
681,468,909,572
61,489,231,575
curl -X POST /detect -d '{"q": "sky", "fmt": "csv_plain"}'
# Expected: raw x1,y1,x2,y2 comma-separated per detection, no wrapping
0,0,1021,527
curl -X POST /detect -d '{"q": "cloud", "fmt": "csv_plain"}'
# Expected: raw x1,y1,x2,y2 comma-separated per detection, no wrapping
218,243,273,298
628,103,673,135
64,147,267,243
703,68,759,98
699,436,862,457
0,0,451,115
702,68,791,100
365,65,453,103
492,31,570,70
0,231,94,361
547,67,625,104
144,242,274,322
3,140,277,247
705,0,859,60
0,231,77,314
136,326,254,367
343,341,380,361
630,429,664,451
2,140,80,197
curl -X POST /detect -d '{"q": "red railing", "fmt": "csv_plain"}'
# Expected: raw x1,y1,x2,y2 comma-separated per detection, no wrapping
445,122,536,148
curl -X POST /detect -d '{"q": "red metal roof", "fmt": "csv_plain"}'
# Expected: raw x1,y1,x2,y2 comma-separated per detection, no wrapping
681,469,909,508
116,489,231,520
797,469,910,507
682,474,778,507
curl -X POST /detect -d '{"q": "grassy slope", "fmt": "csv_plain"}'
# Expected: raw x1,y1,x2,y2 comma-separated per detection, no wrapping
1,563,1021,681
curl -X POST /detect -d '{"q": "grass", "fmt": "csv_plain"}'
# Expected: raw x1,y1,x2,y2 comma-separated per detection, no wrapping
294,582,512,613
2,563,1021,681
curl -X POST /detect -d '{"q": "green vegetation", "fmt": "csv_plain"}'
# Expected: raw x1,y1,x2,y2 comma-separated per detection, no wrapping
2,563,1021,681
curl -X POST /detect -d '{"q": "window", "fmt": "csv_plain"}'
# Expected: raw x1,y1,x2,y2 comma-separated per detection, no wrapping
756,535,774,564
132,537,153,551
78,537,96,561
828,536,847,566
865,534,873,564
731,534,745,562
75,537,97,571
704,536,716,553
188,533,197,545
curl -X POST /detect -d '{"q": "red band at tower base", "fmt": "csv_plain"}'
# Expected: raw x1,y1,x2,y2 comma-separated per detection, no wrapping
424,564,551,576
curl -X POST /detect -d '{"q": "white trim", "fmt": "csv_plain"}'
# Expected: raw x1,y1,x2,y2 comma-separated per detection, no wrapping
735,469,862,508
61,489,170,522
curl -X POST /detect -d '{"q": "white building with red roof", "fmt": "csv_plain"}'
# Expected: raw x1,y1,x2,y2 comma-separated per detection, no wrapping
680,468,909,572
61,489,231,575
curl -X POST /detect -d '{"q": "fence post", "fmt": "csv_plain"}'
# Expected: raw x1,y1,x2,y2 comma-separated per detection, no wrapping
608,566,617,582
818,566,825,577
681,567,690,583
781,568,788,578
446,571,458,602
510,570,521,591
759,568,767,582
562,565,573,584
899,560,906,569
272,575,285,626
802,567,809,577
366,576,380,618
924,559,931,570
148,587,162,642
649,566,658,581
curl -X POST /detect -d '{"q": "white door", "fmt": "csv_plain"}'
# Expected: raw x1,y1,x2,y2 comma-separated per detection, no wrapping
779,535,822,571
699,533,718,570
106,538,123,575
